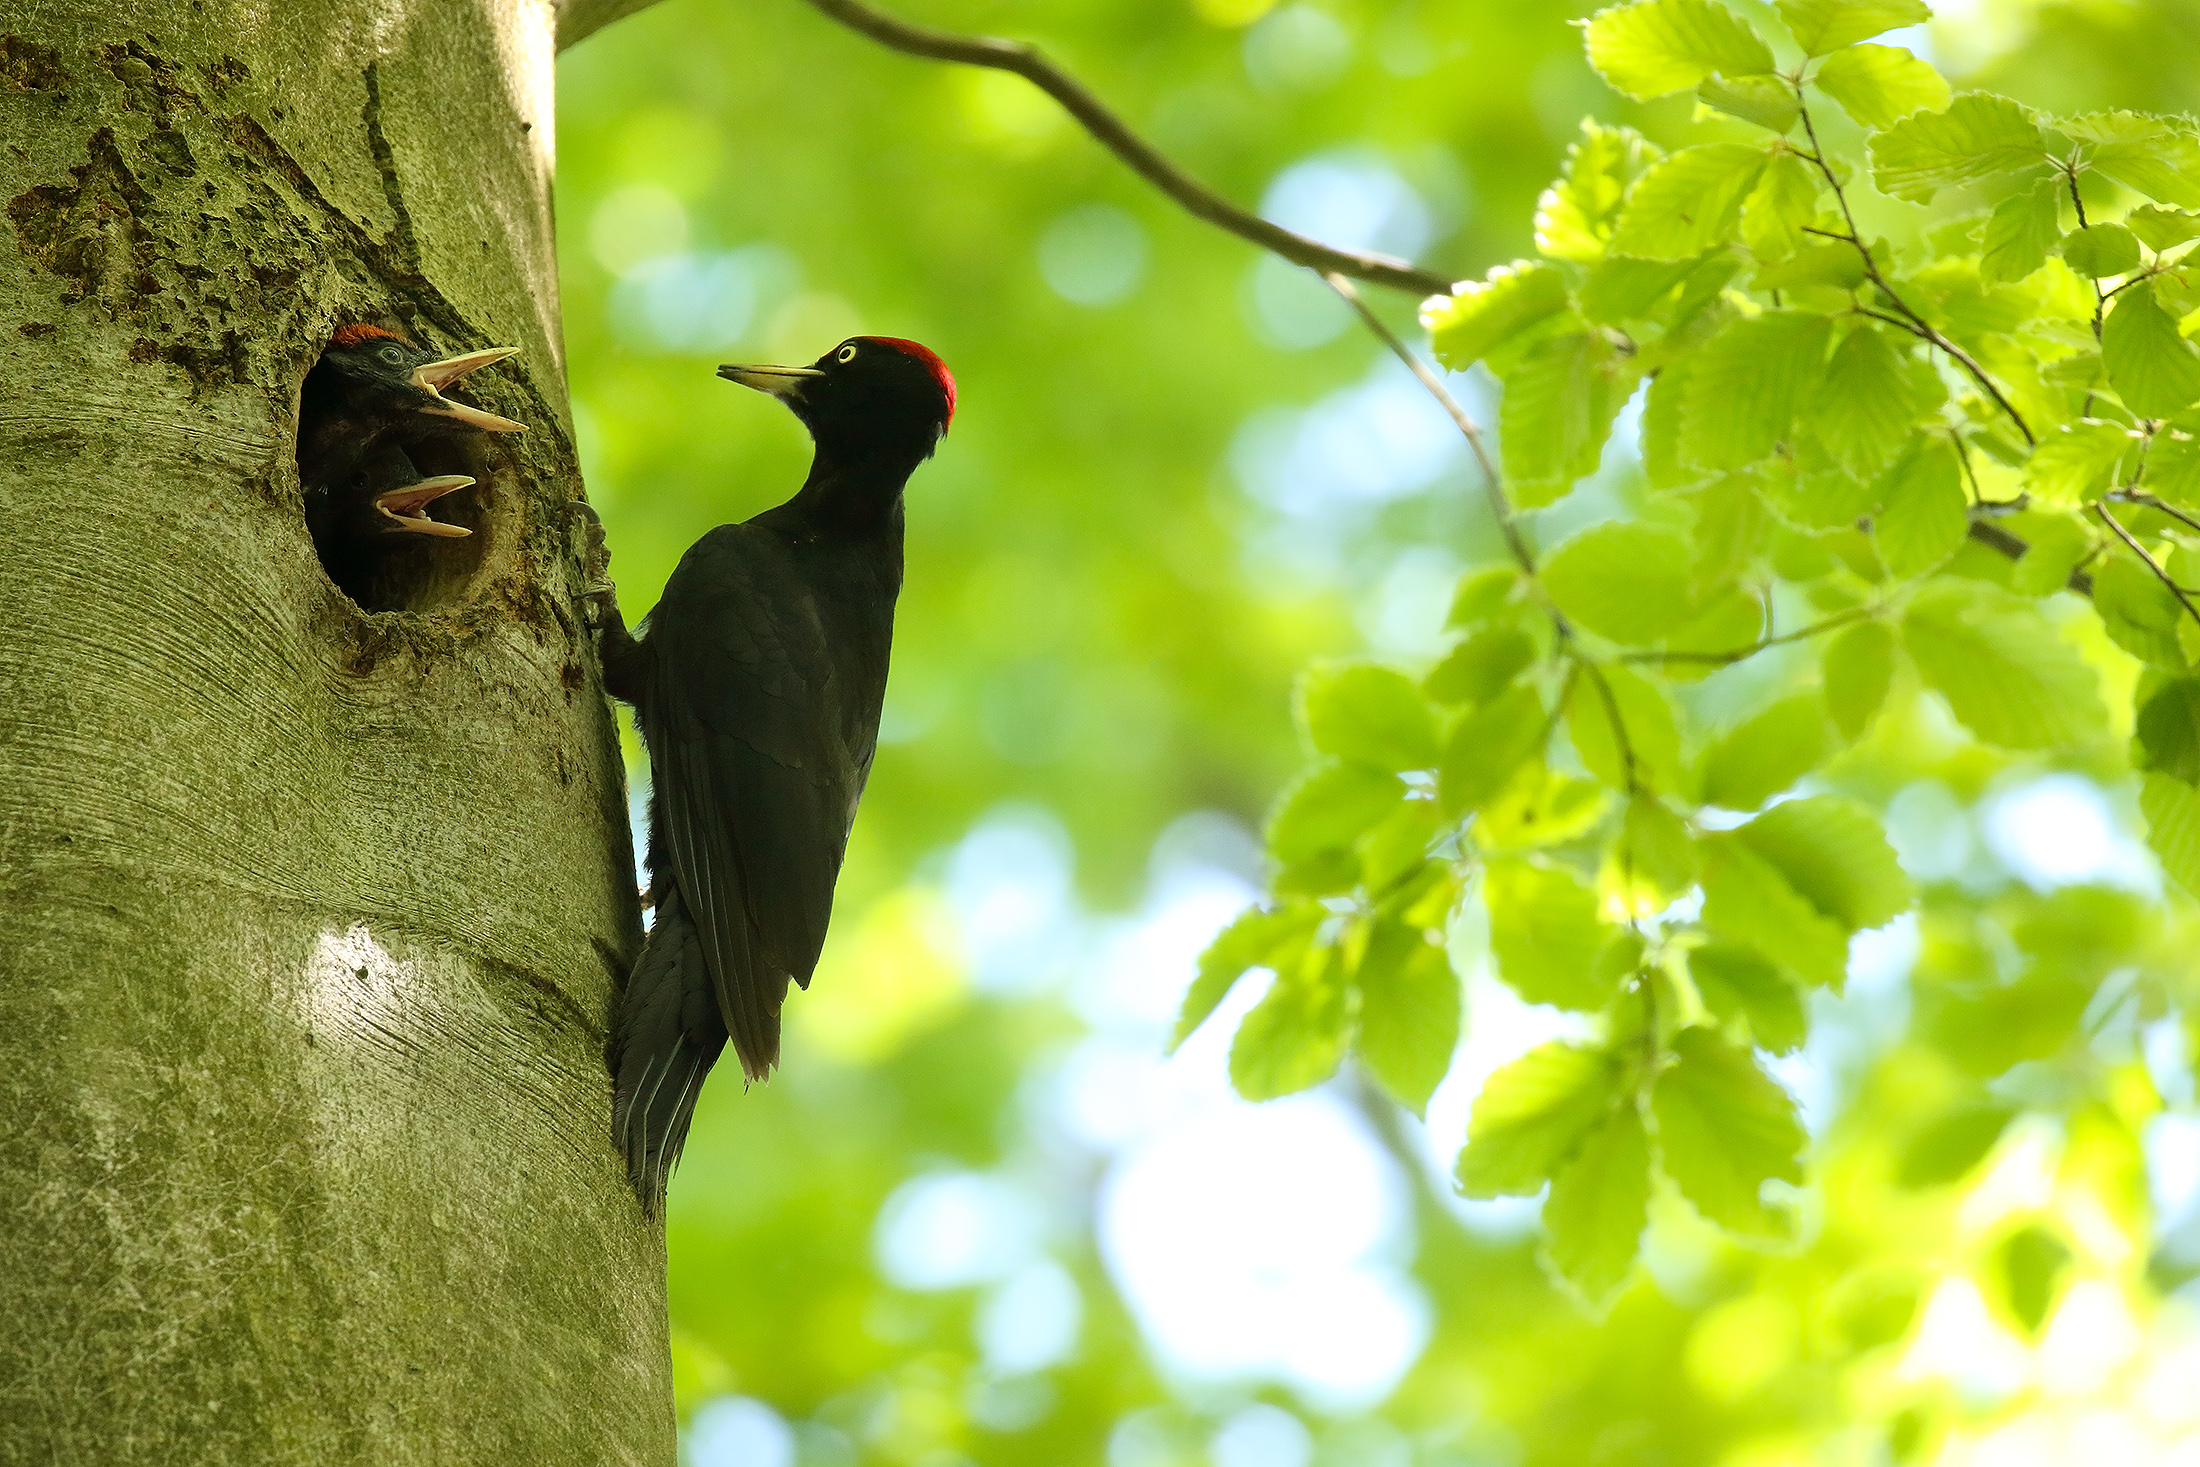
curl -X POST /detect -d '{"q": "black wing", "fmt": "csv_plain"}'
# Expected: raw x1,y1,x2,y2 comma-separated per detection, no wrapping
637,525,860,1080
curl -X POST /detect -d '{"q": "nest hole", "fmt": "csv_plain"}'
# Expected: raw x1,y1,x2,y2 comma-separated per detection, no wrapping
298,414,501,617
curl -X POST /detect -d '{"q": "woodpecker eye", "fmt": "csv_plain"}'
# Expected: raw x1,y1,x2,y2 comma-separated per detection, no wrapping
379,345,404,366
836,344,859,364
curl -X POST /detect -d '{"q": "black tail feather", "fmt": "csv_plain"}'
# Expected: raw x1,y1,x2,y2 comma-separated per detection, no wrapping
609,885,727,1213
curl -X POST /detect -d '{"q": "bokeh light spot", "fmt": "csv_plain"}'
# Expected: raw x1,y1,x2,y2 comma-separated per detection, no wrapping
1038,204,1149,308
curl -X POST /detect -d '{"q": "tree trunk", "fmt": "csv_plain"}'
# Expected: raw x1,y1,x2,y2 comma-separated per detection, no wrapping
0,4,669,1461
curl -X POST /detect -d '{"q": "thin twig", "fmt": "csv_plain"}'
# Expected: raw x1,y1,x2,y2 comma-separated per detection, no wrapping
2095,502,2200,632
1321,272,1538,578
2110,489,2200,538
1952,432,1984,506
2065,163,2110,338
1620,604,1874,666
1577,660,1642,795
1797,98,2035,445
800,0,1454,295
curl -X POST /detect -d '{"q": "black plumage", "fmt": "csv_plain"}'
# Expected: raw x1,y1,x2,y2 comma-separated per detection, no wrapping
589,335,956,1208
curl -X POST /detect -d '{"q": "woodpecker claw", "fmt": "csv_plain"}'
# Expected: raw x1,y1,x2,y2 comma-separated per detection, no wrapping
373,475,474,537
411,346,528,433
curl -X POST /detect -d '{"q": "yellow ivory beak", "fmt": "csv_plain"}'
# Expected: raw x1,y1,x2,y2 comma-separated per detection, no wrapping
411,347,526,433
373,475,475,537
716,363,825,400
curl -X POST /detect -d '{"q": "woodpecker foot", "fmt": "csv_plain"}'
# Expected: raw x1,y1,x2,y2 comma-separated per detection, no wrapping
567,500,619,627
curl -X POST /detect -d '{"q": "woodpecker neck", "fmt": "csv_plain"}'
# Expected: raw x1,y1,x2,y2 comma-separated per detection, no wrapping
782,444,924,538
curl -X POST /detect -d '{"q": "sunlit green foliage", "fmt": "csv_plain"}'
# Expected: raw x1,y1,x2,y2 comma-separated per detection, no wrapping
560,0,2200,1461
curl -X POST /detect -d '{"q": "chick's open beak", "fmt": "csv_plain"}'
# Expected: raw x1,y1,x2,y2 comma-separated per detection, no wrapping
411,347,526,433
373,475,475,537
717,363,825,401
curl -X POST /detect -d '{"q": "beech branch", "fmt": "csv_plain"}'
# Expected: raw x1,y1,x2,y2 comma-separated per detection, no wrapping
1321,273,1534,577
799,0,1456,296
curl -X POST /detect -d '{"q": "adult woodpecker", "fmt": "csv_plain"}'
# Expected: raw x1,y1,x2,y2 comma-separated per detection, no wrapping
297,323,524,556
587,335,955,1208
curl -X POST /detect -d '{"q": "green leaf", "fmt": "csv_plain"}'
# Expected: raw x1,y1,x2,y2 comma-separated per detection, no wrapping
1979,175,2063,286
1896,1102,2016,1188
1741,150,1823,260
1172,902,1326,1051
1700,837,1853,987
1875,437,1969,577
1501,331,1628,506
1541,523,1697,642
1456,1041,1623,1196
2093,557,2186,668
1822,620,1896,738
1568,665,1683,793
1449,566,1522,627
2061,223,2141,279
1485,860,1621,1010
1440,685,1550,816
1777,0,1929,55
1902,580,2110,749
1229,944,1348,1101
1608,144,1770,260
1269,762,1406,864
1812,44,1951,131
1997,1225,2072,1336
1681,312,1833,469
1735,794,1912,929
1611,794,1702,910
1750,241,1870,291
2152,432,2200,510
1653,1028,1806,1233
1476,763,1612,848
1424,263,1572,372
2127,206,2200,253
1536,122,1669,264
1698,74,1800,134
1581,255,1705,325
2142,771,2200,896
1302,663,1442,772
2137,678,2200,782
2021,420,2133,506
2063,111,2200,210
1689,942,1807,1053
1582,0,1775,102
1867,93,2046,203
1353,923,1461,1114
1700,694,1834,811
1806,326,1942,478
1361,803,1439,896
1427,626,1537,708
1542,1106,1651,1306
2104,282,2200,418
2008,512,2094,596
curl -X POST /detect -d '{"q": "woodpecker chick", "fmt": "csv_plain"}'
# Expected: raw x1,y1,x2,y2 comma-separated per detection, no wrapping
308,440,474,544
305,442,476,595
297,323,524,496
591,335,955,1208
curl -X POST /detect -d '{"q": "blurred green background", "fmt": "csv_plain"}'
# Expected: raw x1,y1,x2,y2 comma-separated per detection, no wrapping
555,3,2200,1463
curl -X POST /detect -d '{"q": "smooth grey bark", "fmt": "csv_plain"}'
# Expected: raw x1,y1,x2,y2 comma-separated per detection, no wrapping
0,3,669,1462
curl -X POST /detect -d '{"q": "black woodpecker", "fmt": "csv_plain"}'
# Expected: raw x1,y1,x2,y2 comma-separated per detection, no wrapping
297,324,524,559
586,335,956,1208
